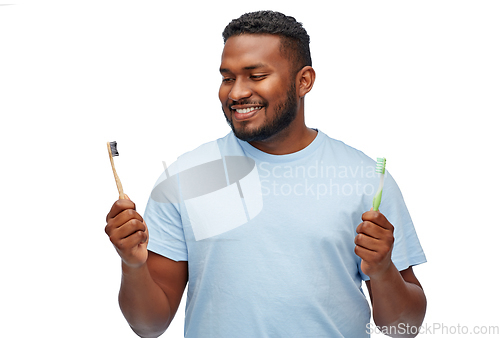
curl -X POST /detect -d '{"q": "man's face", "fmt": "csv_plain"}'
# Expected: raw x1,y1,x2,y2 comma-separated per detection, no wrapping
219,34,298,142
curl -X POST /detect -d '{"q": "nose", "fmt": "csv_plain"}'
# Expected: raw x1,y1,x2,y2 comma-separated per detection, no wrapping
228,78,252,102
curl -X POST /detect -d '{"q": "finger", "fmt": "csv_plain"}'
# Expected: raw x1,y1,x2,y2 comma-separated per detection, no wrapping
106,209,144,235
354,233,380,251
106,199,137,222
140,221,149,244
124,194,131,200
112,209,144,228
361,211,393,231
354,244,377,260
109,218,147,245
105,209,144,237
114,230,148,252
356,221,387,239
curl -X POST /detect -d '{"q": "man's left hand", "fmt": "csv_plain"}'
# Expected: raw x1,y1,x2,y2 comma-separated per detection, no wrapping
354,210,395,279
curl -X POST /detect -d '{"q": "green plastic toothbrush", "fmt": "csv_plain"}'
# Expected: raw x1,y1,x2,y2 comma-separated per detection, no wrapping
372,157,386,212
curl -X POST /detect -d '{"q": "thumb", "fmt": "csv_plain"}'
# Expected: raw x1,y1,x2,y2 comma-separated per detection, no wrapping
124,194,131,201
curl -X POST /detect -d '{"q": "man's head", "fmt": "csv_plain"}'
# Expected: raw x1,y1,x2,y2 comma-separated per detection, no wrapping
222,11,312,78
219,11,315,144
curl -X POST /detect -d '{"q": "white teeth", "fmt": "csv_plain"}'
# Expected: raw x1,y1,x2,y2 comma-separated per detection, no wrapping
234,107,262,114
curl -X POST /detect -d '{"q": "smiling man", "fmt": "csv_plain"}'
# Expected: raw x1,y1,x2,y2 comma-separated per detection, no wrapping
105,11,427,338
219,33,314,151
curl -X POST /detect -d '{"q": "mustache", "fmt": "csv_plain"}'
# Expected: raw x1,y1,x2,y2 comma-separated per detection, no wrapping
228,100,267,109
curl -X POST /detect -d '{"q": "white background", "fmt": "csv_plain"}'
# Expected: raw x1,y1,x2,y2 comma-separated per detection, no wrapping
1,1,499,337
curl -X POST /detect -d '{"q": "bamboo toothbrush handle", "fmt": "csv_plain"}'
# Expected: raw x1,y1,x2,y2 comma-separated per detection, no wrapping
107,142,125,199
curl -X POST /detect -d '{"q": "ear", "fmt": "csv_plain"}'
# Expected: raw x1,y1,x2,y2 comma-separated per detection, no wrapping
297,66,316,98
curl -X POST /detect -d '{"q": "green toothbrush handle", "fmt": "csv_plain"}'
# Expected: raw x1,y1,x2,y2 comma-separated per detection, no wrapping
373,190,383,212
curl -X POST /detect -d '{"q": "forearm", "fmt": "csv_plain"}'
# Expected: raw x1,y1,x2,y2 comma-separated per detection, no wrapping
119,262,172,338
369,264,426,337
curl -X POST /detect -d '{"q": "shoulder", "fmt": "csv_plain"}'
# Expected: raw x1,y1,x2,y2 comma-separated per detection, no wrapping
167,132,239,174
149,132,235,189
319,130,375,165
178,132,240,160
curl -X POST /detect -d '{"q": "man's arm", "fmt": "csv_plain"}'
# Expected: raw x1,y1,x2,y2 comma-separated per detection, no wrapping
355,210,426,337
365,267,426,337
105,198,188,338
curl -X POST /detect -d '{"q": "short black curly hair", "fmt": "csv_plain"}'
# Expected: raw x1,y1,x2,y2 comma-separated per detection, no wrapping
222,11,312,74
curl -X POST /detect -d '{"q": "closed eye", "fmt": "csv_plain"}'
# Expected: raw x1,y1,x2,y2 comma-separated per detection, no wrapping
250,75,267,80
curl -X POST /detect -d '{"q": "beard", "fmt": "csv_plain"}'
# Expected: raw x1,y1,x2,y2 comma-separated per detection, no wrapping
223,82,298,142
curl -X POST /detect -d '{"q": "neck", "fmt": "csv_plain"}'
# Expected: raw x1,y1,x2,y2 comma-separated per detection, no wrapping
248,103,317,155
249,127,317,155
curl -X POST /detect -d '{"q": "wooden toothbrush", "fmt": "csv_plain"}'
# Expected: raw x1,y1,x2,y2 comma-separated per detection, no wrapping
107,141,125,200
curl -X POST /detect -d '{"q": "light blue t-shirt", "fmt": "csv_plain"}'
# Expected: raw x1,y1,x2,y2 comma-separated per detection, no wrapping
145,130,426,338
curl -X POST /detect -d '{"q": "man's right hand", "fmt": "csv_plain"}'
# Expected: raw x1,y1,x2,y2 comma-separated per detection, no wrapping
105,196,149,268
105,196,188,337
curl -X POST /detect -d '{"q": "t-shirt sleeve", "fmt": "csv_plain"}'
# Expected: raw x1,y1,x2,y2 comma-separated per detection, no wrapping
144,173,188,262
359,171,426,281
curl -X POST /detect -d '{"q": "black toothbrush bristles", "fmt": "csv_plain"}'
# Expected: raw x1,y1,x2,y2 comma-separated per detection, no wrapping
109,141,119,157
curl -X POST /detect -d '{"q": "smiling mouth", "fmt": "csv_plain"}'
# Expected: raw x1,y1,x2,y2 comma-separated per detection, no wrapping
231,106,264,121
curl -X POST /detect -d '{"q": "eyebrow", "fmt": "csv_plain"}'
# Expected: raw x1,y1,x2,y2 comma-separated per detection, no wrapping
219,63,268,74
243,63,268,70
